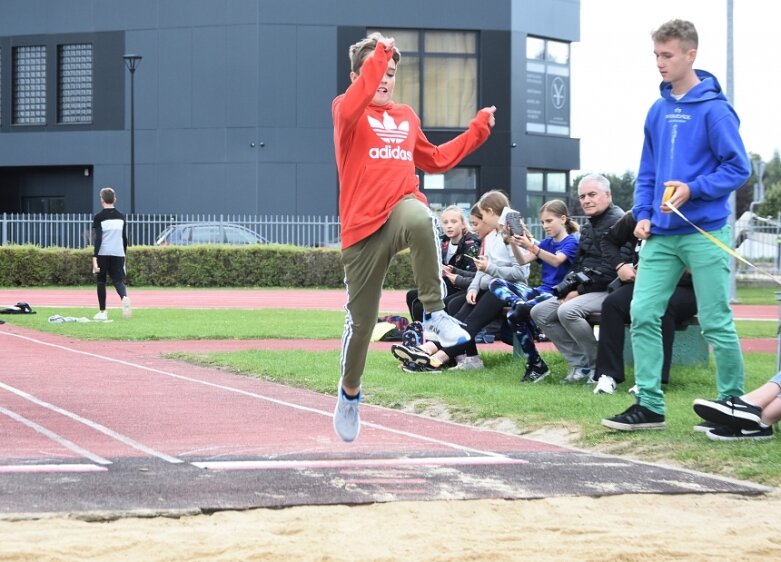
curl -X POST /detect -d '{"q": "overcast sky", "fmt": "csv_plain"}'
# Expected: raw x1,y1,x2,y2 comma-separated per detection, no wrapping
570,0,780,177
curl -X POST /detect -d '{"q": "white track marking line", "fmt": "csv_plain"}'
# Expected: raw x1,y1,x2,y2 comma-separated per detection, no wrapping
0,382,183,464
0,464,107,474
1,331,509,459
193,456,529,471
0,405,112,465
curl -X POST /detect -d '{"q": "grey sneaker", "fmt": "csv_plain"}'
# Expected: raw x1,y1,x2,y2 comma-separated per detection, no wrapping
93,310,108,321
423,311,470,348
122,296,132,319
333,381,361,443
449,355,484,371
560,367,594,384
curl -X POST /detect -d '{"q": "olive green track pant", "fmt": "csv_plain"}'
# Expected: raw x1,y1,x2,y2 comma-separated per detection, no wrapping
340,197,446,389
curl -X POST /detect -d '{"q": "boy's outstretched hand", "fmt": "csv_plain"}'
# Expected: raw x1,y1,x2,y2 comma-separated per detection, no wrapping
480,105,496,128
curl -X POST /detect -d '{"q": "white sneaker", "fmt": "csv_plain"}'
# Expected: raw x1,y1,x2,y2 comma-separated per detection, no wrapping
560,367,593,384
93,311,108,321
449,355,485,371
423,311,470,348
333,381,361,443
628,384,638,395
122,296,132,319
593,374,617,395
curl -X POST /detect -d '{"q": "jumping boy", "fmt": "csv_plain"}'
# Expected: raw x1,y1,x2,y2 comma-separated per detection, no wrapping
332,32,495,441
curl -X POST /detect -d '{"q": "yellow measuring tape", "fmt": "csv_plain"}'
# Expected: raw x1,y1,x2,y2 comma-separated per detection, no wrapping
666,202,781,285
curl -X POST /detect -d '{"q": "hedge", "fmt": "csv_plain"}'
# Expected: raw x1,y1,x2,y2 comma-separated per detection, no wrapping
0,244,541,289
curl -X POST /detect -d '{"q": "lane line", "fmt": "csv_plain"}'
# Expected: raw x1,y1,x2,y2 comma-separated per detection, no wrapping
0,332,512,460
0,406,111,465
192,457,529,471
0,382,183,464
0,464,107,474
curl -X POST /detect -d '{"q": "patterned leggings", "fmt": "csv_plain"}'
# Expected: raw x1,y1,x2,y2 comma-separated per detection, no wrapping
489,279,553,365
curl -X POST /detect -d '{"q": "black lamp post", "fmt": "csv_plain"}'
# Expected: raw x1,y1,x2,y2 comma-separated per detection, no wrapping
123,54,142,214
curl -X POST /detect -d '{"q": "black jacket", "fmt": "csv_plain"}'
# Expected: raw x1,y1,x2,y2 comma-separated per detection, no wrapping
573,203,628,294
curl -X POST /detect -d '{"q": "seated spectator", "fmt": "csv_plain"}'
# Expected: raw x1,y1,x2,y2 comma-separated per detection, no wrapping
406,205,480,322
592,210,697,395
490,199,579,383
692,372,781,441
392,189,529,372
530,174,628,384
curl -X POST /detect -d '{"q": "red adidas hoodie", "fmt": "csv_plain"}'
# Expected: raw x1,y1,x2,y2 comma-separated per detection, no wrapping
332,42,492,249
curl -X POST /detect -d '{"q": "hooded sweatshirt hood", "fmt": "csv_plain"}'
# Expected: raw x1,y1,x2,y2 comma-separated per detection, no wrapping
633,69,751,235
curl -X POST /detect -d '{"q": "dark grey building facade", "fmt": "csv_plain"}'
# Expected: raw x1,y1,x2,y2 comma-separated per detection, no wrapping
0,0,579,217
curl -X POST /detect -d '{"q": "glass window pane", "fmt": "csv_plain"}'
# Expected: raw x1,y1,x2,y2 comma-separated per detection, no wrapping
425,31,475,54
547,172,567,192
527,193,545,214
369,29,419,52
526,37,545,61
13,45,47,125
547,40,569,64
423,57,476,128
527,171,544,191
58,43,93,124
394,55,420,115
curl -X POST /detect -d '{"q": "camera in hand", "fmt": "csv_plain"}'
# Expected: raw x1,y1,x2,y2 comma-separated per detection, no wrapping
552,269,592,297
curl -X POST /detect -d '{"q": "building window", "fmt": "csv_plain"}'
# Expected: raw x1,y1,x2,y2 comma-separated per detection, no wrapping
0,46,3,126
13,45,47,125
421,167,478,212
58,43,93,124
369,29,477,128
525,36,570,136
526,170,568,214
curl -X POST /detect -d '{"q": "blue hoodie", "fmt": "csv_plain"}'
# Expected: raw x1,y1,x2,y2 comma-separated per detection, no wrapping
633,70,750,235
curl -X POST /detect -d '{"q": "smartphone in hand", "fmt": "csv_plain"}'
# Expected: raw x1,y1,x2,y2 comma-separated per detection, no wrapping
504,211,525,236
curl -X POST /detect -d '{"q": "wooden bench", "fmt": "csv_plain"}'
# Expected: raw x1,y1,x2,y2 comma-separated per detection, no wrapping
512,313,710,365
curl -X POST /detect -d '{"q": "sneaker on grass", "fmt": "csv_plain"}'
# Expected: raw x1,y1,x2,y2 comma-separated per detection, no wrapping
593,375,617,395
423,311,470,348
693,420,724,433
692,396,764,431
449,355,484,372
401,361,442,374
560,367,593,384
522,360,550,383
391,344,435,368
93,311,108,321
333,381,361,443
601,403,665,431
122,296,132,319
706,425,773,442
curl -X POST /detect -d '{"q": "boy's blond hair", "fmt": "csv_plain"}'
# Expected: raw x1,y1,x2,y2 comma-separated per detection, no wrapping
349,32,401,74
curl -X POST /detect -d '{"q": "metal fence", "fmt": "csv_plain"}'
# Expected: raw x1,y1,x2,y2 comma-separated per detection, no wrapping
0,213,342,249
734,213,781,275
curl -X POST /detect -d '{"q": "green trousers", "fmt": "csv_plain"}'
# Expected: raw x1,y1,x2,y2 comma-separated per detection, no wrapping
630,226,744,415
340,197,445,388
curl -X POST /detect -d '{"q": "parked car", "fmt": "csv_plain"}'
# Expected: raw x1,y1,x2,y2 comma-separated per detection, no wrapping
155,223,269,246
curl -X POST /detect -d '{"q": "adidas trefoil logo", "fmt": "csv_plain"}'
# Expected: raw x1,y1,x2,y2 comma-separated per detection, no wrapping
368,112,409,144
367,112,413,161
